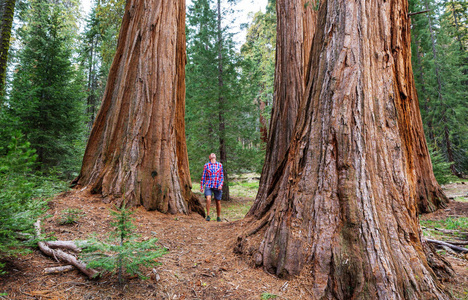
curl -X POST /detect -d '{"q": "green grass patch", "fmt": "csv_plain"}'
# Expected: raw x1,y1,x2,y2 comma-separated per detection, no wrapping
192,173,260,199
421,229,447,239
455,196,468,203
261,293,278,299
444,217,468,231
223,200,254,221
229,180,259,198
420,217,468,231
421,217,468,241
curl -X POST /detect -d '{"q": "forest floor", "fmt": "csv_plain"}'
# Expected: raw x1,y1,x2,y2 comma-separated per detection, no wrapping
1,177,468,300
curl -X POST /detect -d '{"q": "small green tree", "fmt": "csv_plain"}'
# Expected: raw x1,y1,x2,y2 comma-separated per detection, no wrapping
79,203,167,284
57,208,84,225
6,0,86,175
429,147,455,185
0,134,48,273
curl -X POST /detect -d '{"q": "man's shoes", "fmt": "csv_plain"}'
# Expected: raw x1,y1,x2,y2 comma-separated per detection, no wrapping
205,216,210,221
217,217,221,222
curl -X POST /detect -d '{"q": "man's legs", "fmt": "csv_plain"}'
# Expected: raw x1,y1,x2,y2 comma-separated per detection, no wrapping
205,195,212,220
215,199,221,218
214,188,222,221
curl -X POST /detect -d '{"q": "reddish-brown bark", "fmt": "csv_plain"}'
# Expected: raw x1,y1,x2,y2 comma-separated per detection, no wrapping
249,0,316,218
75,0,203,215
238,0,450,297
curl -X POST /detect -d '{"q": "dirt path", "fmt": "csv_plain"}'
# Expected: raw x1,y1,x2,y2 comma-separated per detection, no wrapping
1,183,468,299
443,182,468,200
0,190,298,300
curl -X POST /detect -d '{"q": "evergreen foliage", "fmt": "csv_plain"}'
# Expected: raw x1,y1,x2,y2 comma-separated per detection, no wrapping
94,0,125,72
429,147,455,184
185,0,264,178
0,0,17,98
0,133,62,273
79,203,167,284
5,0,86,176
79,0,125,131
57,208,84,225
79,5,109,131
410,0,468,178
240,0,276,141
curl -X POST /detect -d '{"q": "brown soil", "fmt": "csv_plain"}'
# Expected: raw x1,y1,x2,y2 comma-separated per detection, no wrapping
1,183,468,299
0,190,301,300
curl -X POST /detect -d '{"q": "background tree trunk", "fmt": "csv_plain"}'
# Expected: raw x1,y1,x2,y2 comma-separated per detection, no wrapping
217,0,230,201
75,0,203,215
0,0,16,98
237,0,450,298
249,0,316,217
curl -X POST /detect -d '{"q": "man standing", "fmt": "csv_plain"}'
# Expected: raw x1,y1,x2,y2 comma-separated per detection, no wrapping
200,153,224,222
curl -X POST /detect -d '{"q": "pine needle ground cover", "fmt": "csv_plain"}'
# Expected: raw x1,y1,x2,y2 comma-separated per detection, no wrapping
0,180,467,299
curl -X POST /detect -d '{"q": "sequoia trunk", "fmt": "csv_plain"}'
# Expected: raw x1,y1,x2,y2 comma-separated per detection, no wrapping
249,0,316,217
75,0,203,215
238,0,450,298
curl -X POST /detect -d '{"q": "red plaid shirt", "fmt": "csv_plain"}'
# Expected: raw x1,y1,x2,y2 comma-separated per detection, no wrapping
200,162,224,190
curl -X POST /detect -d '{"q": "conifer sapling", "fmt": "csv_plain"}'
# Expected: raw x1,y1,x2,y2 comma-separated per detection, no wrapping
79,202,167,284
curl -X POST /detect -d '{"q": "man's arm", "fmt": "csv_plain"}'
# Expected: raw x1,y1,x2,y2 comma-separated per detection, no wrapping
200,164,207,191
218,164,224,190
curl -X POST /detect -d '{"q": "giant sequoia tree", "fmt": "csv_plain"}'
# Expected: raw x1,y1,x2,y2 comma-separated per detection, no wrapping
252,0,446,216
238,0,450,297
75,0,203,215
250,0,316,216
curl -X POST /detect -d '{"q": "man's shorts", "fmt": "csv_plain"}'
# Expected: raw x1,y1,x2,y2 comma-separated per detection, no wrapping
204,187,222,200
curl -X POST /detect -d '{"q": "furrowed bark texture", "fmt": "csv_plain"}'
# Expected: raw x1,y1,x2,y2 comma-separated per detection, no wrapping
238,0,450,298
249,0,316,218
76,0,203,214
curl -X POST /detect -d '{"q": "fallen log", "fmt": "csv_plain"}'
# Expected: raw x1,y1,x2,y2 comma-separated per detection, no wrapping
34,220,98,279
43,265,75,274
425,238,468,253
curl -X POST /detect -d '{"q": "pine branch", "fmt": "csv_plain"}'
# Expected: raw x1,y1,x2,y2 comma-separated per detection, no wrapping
408,9,432,16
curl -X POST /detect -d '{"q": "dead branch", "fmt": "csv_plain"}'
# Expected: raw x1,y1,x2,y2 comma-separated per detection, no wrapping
45,241,81,252
446,240,468,246
43,265,75,274
425,238,468,253
434,227,468,235
408,9,431,16
34,220,98,279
